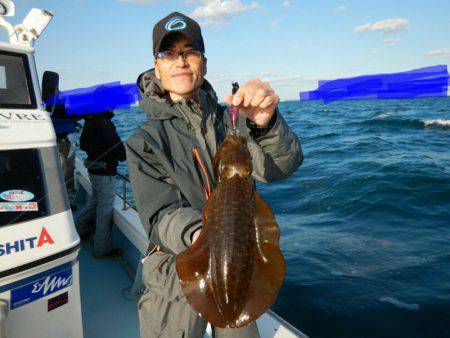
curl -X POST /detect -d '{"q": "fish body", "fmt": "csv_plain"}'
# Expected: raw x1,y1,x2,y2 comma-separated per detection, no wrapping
176,134,286,328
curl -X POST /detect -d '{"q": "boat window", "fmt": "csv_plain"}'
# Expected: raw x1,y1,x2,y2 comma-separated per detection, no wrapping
0,147,68,226
0,50,37,109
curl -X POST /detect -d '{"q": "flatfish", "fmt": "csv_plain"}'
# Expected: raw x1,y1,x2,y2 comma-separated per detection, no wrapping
176,134,286,328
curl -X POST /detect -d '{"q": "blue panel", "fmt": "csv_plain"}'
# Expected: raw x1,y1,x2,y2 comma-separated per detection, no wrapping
0,261,74,293
10,266,73,309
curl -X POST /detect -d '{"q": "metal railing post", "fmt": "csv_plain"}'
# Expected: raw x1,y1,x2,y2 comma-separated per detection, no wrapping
115,172,135,211
122,175,127,210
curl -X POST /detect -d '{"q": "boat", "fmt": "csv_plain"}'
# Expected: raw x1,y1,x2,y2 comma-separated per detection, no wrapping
0,1,83,337
0,1,308,336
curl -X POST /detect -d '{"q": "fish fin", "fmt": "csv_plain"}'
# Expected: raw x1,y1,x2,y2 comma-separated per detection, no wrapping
175,240,209,284
175,203,224,326
231,190,286,328
253,189,281,247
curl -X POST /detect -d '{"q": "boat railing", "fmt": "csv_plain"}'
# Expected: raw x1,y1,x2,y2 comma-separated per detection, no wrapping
115,172,136,211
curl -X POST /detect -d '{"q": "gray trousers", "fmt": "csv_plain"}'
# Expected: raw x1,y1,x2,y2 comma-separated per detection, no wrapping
139,251,260,338
75,174,116,255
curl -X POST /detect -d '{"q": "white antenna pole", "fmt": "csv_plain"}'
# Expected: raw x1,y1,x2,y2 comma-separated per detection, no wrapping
0,1,52,46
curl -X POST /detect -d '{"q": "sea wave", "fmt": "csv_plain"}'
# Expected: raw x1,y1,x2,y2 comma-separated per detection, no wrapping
374,112,392,119
422,119,450,127
379,297,420,311
349,117,450,130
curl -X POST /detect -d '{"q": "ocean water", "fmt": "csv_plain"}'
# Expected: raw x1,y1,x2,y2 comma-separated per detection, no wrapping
113,97,450,338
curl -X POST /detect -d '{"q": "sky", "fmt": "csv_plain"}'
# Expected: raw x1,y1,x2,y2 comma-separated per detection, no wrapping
2,0,450,100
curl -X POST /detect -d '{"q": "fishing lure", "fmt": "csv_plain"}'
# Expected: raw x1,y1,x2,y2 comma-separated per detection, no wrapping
230,82,240,133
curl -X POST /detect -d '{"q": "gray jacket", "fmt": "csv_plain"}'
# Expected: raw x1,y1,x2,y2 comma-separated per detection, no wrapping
125,69,303,255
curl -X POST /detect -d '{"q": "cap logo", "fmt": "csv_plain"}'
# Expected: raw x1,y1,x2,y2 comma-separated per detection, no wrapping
165,17,187,31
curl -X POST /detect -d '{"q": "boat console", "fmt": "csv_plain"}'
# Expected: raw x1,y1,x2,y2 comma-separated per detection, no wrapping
0,1,83,337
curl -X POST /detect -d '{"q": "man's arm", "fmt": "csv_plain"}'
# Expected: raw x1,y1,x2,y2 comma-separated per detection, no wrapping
224,79,303,182
103,120,126,162
125,128,202,254
244,109,303,182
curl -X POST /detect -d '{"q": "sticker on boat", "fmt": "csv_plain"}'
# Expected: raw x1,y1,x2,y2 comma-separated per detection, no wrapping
0,190,35,202
10,266,73,309
0,202,38,212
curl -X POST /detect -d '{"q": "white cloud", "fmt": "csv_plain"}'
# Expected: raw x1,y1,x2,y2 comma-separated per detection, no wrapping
208,71,319,100
190,0,259,27
208,71,316,85
333,5,347,13
49,67,112,77
116,0,158,3
283,1,292,8
265,74,318,86
207,72,236,84
382,38,400,46
244,71,273,78
269,17,281,28
366,48,377,56
292,43,299,49
426,48,450,57
354,17,410,34
78,68,112,77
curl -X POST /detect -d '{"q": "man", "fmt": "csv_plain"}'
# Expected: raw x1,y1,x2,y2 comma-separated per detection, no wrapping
126,12,303,338
75,110,126,259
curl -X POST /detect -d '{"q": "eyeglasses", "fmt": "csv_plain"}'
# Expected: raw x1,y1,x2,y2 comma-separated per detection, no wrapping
155,50,203,63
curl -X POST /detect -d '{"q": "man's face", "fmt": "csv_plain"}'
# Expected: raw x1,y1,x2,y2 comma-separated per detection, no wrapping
154,34,207,101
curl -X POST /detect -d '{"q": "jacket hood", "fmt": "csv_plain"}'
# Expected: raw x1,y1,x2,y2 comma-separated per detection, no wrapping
136,69,219,120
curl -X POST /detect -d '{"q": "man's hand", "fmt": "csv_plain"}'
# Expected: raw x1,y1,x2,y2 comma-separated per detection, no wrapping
224,78,280,127
191,228,202,245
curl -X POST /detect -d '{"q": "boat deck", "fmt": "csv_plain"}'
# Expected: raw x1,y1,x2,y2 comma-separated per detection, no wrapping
78,241,140,338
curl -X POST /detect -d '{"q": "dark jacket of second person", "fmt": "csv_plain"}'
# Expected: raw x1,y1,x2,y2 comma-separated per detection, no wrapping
80,112,126,176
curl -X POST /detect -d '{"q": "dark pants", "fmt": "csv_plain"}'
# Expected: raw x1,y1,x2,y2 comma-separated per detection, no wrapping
75,175,116,255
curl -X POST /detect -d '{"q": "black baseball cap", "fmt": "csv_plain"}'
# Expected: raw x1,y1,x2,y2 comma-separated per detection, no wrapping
153,12,205,55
